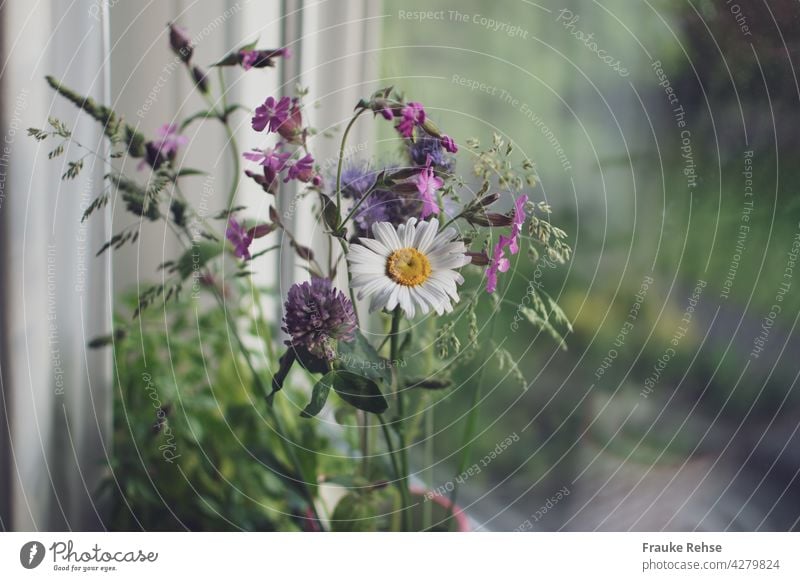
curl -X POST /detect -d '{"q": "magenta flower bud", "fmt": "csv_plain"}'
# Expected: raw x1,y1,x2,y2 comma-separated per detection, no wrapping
440,134,458,153
169,23,193,63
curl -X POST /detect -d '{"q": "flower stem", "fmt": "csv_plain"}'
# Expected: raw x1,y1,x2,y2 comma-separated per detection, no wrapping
211,287,322,527
223,121,241,208
334,108,367,225
389,308,411,530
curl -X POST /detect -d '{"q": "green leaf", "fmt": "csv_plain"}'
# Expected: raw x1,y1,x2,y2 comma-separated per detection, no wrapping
174,241,223,280
268,350,296,403
300,376,332,418
329,370,388,414
335,331,391,386
175,168,208,178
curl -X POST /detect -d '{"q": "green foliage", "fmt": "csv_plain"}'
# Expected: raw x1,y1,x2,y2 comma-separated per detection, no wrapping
102,293,308,531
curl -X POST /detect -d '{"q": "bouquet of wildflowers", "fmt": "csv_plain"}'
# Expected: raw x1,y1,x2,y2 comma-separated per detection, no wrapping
30,23,571,531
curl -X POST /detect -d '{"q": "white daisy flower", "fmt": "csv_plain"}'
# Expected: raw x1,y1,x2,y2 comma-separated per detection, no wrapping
347,218,471,318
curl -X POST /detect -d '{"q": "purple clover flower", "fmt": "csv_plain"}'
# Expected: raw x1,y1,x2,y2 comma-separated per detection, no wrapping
282,278,357,361
252,96,291,133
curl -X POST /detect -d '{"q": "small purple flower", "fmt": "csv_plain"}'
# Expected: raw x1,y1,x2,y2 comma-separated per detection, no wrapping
395,101,426,138
508,194,528,254
340,161,378,199
440,134,458,153
243,146,291,186
282,278,357,361
486,234,512,294
352,189,424,239
226,217,254,260
238,47,292,69
409,136,454,171
416,160,443,219
140,123,188,170
285,153,315,183
379,107,395,120
240,50,259,70
252,96,291,133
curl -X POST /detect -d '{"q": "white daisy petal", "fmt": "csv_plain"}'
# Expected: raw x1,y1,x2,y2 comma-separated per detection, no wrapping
414,219,439,253
356,276,392,299
373,222,402,250
386,285,401,312
370,284,394,312
409,287,431,315
357,237,391,257
398,286,415,318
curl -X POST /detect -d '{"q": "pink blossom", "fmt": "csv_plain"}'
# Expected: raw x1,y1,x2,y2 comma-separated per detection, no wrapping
138,123,187,170
508,194,528,254
416,162,443,219
240,50,259,70
226,218,254,260
395,101,426,138
243,146,290,185
440,134,458,153
486,235,512,294
284,153,315,183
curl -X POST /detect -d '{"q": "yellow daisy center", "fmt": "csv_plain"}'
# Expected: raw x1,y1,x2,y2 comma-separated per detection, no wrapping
386,247,431,287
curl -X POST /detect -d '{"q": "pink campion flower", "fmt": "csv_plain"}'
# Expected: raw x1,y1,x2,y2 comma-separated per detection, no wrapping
252,96,291,133
240,50,259,70
416,160,443,219
226,218,254,260
486,234,513,293
238,47,292,69
139,123,188,170
284,153,315,183
243,146,291,185
277,98,304,144
508,194,528,254
440,134,458,153
395,101,426,138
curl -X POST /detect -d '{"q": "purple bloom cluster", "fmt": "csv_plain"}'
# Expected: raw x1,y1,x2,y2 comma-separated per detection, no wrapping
409,136,454,172
340,161,378,199
243,145,318,185
352,189,424,239
282,278,357,361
